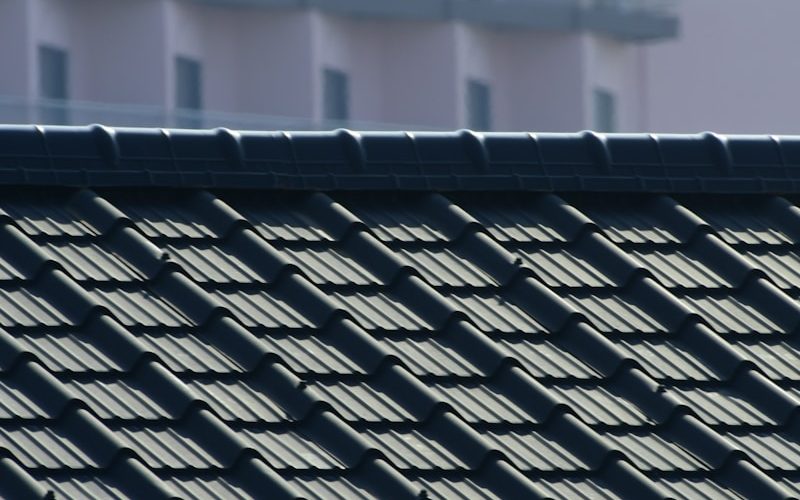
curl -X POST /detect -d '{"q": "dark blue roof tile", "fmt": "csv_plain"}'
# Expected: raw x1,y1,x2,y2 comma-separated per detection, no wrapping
0,127,799,498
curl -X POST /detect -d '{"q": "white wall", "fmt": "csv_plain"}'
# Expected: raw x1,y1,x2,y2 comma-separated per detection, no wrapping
0,0,659,131
31,0,167,105
0,0,34,98
381,21,461,129
645,0,800,134
503,32,588,132
586,35,645,132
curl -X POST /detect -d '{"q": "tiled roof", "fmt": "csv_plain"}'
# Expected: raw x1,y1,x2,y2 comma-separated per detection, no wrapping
0,127,799,498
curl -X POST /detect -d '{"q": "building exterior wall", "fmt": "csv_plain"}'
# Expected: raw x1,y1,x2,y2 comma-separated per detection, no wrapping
644,0,800,134
0,0,668,131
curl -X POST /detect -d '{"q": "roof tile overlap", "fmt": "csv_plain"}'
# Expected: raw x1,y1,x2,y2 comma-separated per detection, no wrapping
0,127,800,498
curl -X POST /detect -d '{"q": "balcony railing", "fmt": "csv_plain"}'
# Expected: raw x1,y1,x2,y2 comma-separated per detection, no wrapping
0,96,441,131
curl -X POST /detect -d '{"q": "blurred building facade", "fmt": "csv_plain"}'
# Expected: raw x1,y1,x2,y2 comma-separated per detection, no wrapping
0,0,677,132
644,0,800,135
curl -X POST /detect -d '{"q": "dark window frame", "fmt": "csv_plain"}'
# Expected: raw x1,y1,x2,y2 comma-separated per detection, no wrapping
466,79,492,131
323,68,350,125
38,45,69,125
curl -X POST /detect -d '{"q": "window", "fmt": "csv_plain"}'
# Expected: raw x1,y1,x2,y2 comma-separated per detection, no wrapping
38,46,69,125
594,88,617,133
323,68,349,125
175,56,203,128
466,80,491,131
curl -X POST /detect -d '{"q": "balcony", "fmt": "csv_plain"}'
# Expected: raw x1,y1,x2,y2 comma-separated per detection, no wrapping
199,0,679,41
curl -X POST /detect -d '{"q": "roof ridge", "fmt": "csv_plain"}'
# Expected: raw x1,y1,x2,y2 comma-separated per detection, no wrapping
2,125,800,193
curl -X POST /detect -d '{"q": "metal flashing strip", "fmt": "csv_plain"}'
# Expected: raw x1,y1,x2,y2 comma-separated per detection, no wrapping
0,126,797,193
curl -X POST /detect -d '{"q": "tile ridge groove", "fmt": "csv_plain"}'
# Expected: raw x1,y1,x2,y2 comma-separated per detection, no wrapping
75,189,424,500
200,191,549,499
648,196,800,421
299,192,666,499
4,192,301,499
0,218,184,498
432,192,792,499
0,455,50,498
536,193,795,498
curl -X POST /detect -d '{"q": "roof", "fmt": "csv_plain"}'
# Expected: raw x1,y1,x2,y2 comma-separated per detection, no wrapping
0,126,799,499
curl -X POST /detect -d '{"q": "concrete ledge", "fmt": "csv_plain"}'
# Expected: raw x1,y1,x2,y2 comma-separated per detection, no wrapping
195,0,678,40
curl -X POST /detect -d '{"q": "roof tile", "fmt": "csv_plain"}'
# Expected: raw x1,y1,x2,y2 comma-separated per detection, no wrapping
0,426,98,468
331,292,431,331
41,475,126,500
364,428,468,470
515,247,616,288
398,247,496,287
231,202,334,242
186,379,289,423
211,289,315,329
43,242,142,282
166,244,261,284
562,293,667,334
310,381,415,423
460,203,567,243
380,336,484,378
2,129,800,498
163,475,249,500
615,338,719,381
657,478,743,499
730,340,800,381
0,200,98,237
744,250,800,289
289,474,373,499
630,248,730,289
724,432,800,471
535,477,620,500
347,203,448,243
13,332,123,373
580,207,680,245
238,428,344,470
602,432,707,472
484,430,588,471
90,287,192,327
279,247,381,286
668,387,777,426
65,379,170,420
260,333,365,375
693,209,793,245
0,379,48,419
135,332,242,373
115,425,222,469
114,201,217,239
497,337,600,380
0,287,72,327
429,383,534,424
446,292,546,334
681,294,783,335
550,384,653,426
